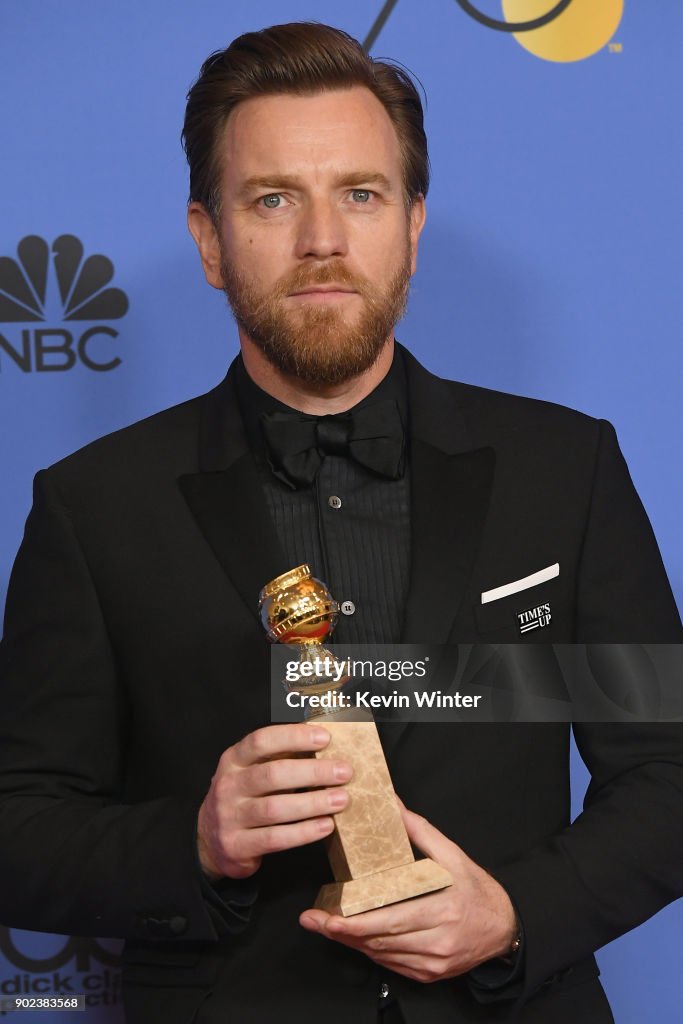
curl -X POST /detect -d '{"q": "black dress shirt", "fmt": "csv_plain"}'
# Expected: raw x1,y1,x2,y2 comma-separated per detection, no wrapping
235,351,412,646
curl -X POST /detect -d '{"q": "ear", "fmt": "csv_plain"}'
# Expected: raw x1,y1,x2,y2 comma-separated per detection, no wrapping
187,202,224,290
408,196,427,275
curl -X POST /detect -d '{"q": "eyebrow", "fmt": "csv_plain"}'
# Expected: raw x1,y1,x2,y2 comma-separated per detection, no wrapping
237,171,395,197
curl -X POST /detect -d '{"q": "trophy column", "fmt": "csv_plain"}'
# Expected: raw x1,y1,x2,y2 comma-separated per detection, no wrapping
259,565,452,917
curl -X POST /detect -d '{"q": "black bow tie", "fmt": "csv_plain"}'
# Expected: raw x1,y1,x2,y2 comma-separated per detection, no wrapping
260,399,406,488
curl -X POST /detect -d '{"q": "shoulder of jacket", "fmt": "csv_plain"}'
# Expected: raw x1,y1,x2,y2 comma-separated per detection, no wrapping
443,376,601,437
39,389,210,498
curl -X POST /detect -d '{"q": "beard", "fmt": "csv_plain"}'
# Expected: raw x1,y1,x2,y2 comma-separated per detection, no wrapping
220,247,412,387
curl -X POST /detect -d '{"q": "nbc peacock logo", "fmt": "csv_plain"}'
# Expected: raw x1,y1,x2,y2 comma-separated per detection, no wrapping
0,234,129,373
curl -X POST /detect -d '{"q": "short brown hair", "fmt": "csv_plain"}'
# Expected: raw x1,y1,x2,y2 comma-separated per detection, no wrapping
182,22,429,219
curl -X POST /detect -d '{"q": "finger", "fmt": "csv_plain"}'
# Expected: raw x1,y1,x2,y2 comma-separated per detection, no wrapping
231,816,335,861
244,756,352,797
300,909,331,932
300,918,458,982
364,928,439,956
240,787,349,828
399,804,465,867
369,953,453,982
232,724,332,767
302,917,434,979
316,892,445,940
299,915,369,954
300,910,383,947
300,914,440,964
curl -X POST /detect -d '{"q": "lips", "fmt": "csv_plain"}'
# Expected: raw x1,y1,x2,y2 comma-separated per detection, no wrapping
289,285,356,296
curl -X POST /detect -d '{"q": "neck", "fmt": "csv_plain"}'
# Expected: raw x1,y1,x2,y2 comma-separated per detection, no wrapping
239,334,395,414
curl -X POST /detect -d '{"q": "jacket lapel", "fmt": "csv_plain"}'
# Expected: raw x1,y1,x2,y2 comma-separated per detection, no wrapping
178,364,290,624
401,348,496,645
378,349,496,758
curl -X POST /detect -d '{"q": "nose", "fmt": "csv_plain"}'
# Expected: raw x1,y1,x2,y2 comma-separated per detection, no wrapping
294,197,348,261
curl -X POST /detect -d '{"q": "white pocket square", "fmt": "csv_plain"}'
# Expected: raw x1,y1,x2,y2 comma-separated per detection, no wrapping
481,563,560,605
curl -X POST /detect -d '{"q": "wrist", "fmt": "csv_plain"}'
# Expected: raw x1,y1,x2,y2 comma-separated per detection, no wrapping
196,820,223,882
484,874,519,959
499,917,523,966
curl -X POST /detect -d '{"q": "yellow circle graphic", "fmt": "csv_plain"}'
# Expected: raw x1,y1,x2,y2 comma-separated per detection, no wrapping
501,0,624,62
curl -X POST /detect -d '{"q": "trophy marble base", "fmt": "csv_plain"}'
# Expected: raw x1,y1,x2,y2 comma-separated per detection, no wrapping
309,712,452,916
314,857,452,917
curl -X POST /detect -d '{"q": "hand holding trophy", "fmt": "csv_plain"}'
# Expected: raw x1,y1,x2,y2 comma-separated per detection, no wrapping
259,564,452,916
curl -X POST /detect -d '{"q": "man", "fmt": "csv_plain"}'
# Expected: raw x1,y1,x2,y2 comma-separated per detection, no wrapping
0,22,681,1024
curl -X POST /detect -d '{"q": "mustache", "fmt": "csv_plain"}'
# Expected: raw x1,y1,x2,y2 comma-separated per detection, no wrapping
274,261,369,299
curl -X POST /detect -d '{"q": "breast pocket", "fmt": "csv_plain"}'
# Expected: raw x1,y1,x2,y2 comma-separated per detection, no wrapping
474,574,570,639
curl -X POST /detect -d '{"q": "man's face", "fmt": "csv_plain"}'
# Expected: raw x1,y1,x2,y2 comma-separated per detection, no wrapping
191,87,425,387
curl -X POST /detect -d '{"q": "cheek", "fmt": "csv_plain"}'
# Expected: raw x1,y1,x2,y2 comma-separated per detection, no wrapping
355,215,409,250
356,226,410,276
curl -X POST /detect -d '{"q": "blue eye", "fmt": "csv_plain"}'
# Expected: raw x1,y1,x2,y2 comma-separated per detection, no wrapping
351,190,371,203
262,194,282,208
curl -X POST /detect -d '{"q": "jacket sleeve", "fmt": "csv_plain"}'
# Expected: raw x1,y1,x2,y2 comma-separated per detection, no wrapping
0,468,254,942
479,419,683,1001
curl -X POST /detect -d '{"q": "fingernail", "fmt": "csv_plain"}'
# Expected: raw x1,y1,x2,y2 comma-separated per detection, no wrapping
329,790,348,809
334,762,352,781
318,816,335,834
310,728,330,746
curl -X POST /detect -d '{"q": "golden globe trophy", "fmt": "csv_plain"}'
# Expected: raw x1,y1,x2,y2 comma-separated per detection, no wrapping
259,564,452,916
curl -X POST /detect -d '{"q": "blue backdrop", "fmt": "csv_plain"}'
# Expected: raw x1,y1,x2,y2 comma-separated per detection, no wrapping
1,1,681,1021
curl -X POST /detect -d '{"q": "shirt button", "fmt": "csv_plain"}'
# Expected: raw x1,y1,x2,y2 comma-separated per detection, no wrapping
341,600,355,616
328,495,342,509
379,983,390,1000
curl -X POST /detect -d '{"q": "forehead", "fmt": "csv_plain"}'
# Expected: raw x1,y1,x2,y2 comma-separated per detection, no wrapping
219,87,403,186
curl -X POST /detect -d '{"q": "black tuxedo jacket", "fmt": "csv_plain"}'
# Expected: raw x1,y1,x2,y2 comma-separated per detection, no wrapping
0,348,681,1024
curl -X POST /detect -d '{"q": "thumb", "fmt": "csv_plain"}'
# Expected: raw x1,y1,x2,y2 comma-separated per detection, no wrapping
397,798,466,869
